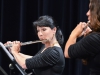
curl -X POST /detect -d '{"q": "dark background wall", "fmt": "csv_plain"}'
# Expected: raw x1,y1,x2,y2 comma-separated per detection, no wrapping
0,0,90,75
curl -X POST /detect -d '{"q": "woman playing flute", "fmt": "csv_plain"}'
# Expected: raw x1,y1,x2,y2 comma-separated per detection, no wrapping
6,15,65,75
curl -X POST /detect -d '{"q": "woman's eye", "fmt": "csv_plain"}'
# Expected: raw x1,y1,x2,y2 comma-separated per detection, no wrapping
42,29,46,31
37,30,39,32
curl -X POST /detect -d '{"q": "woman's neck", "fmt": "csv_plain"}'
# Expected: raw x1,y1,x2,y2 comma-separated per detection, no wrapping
45,39,59,48
41,39,60,53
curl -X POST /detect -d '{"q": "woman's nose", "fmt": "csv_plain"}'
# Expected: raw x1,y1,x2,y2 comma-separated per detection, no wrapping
86,10,90,16
38,31,43,36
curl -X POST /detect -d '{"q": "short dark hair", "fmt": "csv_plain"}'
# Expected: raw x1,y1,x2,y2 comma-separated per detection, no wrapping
33,15,64,46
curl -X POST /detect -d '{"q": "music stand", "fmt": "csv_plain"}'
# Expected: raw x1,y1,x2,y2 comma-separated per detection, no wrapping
0,42,28,75
0,66,8,75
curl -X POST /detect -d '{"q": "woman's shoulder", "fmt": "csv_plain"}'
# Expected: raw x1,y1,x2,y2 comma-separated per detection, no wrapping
85,32,100,39
43,46,62,54
81,32,100,44
88,32,100,36
45,46,61,51
52,46,62,50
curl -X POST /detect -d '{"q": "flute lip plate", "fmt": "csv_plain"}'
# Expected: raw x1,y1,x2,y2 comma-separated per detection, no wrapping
42,39,48,43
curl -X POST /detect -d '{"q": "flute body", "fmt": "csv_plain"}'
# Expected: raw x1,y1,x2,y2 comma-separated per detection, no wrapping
83,21,90,31
5,40,46,48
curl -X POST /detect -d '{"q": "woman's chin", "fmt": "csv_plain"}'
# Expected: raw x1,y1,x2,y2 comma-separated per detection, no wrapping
41,42,45,44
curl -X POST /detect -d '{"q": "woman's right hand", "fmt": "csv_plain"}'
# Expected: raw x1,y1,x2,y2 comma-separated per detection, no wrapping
70,22,87,38
83,26,92,36
70,22,92,38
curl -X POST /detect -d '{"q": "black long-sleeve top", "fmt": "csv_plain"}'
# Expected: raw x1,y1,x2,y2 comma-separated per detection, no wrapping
68,32,100,75
26,46,65,75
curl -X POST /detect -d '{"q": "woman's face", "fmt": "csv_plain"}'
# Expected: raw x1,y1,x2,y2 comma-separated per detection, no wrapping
37,26,56,43
86,10,91,21
86,3,91,21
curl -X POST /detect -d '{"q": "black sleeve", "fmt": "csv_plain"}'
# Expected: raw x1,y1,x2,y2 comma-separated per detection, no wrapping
68,33,100,59
25,47,60,69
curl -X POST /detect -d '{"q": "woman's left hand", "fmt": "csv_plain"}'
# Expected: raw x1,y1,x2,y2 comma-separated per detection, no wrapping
6,41,21,54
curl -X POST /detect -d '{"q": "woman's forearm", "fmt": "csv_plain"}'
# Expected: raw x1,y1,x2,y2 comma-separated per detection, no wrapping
12,52,32,69
64,35,77,58
19,53,33,58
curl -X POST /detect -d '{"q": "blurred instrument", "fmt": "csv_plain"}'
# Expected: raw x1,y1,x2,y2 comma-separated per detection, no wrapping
83,21,90,31
5,40,47,48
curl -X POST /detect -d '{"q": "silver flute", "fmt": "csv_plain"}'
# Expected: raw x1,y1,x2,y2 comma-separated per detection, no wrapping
5,40,47,48
83,21,90,31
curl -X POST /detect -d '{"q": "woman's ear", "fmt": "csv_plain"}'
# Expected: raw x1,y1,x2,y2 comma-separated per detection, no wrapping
53,27,57,33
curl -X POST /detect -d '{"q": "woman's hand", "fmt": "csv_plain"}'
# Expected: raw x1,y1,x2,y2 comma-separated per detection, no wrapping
6,41,21,54
83,26,92,36
70,22,88,38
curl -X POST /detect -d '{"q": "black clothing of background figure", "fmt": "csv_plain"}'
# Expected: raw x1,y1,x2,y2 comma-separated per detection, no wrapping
64,0,100,75
6,15,65,75
68,32,100,74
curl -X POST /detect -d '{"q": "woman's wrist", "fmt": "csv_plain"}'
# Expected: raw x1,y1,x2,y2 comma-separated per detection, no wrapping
69,33,78,39
11,50,19,55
